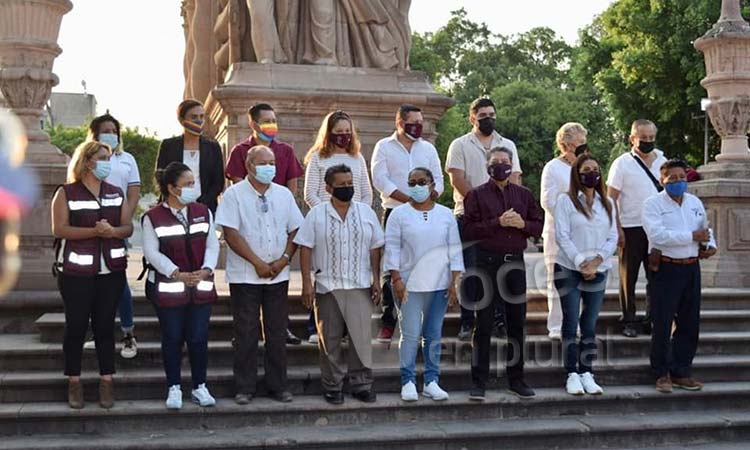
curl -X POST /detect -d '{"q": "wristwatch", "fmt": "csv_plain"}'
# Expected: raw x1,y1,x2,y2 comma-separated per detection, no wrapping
282,253,291,261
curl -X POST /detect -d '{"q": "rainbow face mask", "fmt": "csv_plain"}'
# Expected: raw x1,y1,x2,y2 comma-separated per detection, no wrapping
183,119,204,136
258,123,279,142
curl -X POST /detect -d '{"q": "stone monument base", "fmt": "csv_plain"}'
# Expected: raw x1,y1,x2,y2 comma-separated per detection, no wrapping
692,161,750,287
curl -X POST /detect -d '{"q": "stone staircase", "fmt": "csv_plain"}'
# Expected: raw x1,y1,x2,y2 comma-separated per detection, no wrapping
1,277,750,448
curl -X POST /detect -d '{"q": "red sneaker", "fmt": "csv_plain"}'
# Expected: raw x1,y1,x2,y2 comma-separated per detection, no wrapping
376,326,394,343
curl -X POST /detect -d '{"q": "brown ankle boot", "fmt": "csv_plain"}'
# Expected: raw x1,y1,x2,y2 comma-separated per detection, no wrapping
99,378,114,409
68,379,84,409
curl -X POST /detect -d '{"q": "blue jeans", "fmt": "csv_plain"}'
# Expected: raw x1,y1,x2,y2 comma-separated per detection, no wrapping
119,282,134,333
147,282,211,388
553,264,607,374
395,290,448,386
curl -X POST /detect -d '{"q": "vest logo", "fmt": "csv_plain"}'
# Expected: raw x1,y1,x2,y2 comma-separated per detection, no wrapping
193,216,206,224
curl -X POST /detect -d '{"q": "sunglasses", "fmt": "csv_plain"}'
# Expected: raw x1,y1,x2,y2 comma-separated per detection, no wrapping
407,179,432,187
259,194,269,213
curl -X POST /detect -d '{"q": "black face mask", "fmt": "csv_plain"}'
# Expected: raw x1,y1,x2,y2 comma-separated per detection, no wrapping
638,141,655,154
575,143,589,157
477,117,496,136
331,186,355,202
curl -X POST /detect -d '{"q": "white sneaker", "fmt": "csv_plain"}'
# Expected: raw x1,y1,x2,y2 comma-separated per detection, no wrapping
401,381,418,402
422,381,449,401
308,334,319,345
191,383,216,407
548,330,562,340
580,372,603,395
566,373,585,396
83,340,96,350
166,385,182,410
120,334,137,359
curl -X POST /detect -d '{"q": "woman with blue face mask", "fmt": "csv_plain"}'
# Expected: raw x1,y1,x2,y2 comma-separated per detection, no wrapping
142,162,220,410
383,167,464,402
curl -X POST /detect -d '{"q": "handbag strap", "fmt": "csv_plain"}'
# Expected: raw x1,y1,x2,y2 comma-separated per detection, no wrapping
631,153,664,193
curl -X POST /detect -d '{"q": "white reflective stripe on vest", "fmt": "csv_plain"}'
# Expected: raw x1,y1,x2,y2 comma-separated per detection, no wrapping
110,247,127,259
196,280,214,291
101,197,123,207
189,222,210,234
68,252,94,266
158,281,185,293
154,225,187,238
68,200,101,211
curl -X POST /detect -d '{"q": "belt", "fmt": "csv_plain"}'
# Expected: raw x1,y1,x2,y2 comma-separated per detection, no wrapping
660,256,698,265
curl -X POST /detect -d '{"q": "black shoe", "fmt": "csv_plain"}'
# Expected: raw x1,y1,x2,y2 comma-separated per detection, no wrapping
457,323,473,342
508,379,535,399
286,329,302,345
269,390,293,403
234,393,252,405
468,386,485,401
352,390,377,403
492,323,507,339
622,325,638,338
323,391,344,405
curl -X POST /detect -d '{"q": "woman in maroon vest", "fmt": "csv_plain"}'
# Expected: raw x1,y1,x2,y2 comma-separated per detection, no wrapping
143,162,219,410
51,141,133,409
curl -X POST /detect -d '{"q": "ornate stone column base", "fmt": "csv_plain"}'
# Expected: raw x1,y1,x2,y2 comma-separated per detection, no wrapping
691,162,750,288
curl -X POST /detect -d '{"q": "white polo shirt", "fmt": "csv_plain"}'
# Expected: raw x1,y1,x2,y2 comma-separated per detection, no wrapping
445,130,522,216
642,191,716,259
104,151,141,200
294,201,385,294
371,132,445,210
215,180,304,284
606,149,668,228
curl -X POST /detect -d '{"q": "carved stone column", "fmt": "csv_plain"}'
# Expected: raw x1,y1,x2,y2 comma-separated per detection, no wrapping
0,0,73,290
692,0,750,287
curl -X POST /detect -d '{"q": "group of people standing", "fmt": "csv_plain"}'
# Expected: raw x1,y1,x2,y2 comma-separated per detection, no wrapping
50,94,716,411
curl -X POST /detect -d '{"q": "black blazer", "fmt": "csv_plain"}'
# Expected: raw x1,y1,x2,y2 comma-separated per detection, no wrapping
155,135,225,213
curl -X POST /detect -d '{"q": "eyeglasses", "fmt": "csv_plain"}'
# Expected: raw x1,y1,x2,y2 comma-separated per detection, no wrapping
259,195,269,213
407,179,432,187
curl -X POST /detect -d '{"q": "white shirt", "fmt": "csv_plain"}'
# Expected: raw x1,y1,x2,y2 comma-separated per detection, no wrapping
383,203,464,292
183,149,202,195
294,201,385,294
215,180,304,284
371,132,445,210
606,149,668,228
445,131,522,216
304,152,373,207
142,203,219,282
554,192,618,272
540,157,572,260
105,151,141,200
642,191,716,259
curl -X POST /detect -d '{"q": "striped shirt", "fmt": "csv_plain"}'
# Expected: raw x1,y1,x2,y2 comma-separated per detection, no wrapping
303,152,373,208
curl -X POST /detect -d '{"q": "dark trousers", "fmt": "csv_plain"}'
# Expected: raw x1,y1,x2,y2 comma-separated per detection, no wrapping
468,253,527,388
554,265,607,374
650,262,701,379
380,208,398,328
59,272,124,376
618,226,654,324
147,282,211,388
229,282,289,395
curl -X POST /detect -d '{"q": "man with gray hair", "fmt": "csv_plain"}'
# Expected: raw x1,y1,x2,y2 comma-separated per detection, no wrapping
215,145,304,405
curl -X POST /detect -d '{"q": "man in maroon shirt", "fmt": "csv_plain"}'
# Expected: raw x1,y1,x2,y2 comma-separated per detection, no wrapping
463,147,543,401
225,103,306,345
225,103,304,193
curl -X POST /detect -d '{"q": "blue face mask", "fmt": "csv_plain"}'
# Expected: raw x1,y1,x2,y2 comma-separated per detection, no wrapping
409,184,431,203
177,186,200,205
254,164,276,185
99,133,119,152
92,160,112,180
665,180,688,197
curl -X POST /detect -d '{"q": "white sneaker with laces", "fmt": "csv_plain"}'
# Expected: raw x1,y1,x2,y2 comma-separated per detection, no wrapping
166,385,182,410
580,372,603,395
120,334,137,359
308,334,319,345
401,381,418,402
566,373,585,396
191,383,216,407
422,381,449,401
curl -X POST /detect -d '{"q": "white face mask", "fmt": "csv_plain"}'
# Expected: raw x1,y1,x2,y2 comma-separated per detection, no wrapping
99,133,119,151
177,186,199,205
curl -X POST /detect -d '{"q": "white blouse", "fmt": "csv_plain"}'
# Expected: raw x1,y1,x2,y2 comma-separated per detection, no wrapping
554,192,618,272
304,152,373,208
384,203,464,292
182,149,202,195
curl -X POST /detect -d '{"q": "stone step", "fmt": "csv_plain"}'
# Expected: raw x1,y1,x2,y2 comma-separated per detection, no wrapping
0,382,747,437
4,331,750,372
1,409,749,449
2,354,750,403
35,309,750,343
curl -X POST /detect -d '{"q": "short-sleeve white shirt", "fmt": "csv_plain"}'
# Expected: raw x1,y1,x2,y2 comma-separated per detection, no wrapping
104,151,140,200
606,149,668,228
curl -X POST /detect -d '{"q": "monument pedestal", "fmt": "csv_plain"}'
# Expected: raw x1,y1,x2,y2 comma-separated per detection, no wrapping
691,161,750,288
205,63,455,170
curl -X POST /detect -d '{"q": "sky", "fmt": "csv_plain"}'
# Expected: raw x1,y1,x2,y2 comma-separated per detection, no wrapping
52,0,614,138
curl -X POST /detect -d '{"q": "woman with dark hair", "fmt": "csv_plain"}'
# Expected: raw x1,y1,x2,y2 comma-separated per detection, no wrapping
52,141,132,409
155,100,224,212
84,113,140,359
384,167,463,402
553,154,617,396
142,162,219,410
